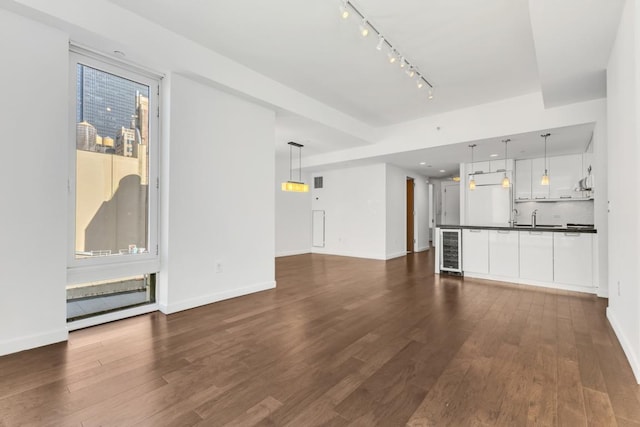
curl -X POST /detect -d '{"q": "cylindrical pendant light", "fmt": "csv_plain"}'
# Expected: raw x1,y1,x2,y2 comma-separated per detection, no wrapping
469,144,477,190
541,133,550,185
502,139,511,188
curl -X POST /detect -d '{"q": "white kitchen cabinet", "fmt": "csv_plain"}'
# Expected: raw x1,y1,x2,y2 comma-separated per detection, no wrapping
470,161,491,174
490,159,514,172
554,232,593,288
489,230,519,278
519,231,553,282
515,159,532,200
463,229,489,274
549,154,582,199
531,157,550,200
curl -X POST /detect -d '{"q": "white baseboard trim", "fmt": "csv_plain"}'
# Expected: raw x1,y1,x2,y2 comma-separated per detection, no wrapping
0,328,68,357
463,272,597,295
159,280,276,315
275,250,311,258
311,248,387,260
607,307,640,384
386,251,407,260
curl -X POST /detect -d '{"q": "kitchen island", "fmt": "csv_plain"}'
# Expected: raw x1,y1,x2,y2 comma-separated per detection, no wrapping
435,224,598,294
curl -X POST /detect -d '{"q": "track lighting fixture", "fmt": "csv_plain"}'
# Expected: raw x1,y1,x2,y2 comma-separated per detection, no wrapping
359,19,369,37
339,0,349,19
337,0,434,99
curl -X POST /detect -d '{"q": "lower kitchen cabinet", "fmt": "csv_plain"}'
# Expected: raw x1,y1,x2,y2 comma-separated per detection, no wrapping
519,231,553,282
489,230,519,278
463,229,489,274
553,232,593,288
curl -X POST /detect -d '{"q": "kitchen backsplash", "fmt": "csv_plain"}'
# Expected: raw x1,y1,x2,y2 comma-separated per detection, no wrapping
515,200,594,226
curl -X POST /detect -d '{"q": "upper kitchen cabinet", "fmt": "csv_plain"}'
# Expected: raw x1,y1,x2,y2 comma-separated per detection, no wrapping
514,154,590,202
515,159,532,201
549,155,582,199
531,157,550,200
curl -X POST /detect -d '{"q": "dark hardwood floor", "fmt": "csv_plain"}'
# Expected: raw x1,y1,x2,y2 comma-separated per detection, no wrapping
1,251,639,426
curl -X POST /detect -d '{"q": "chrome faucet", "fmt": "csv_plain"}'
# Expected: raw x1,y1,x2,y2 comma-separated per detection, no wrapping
509,208,518,227
531,209,538,228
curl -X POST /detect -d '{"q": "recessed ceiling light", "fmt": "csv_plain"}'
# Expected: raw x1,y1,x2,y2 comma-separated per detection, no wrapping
419,162,426,165
490,153,499,157
440,169,446,173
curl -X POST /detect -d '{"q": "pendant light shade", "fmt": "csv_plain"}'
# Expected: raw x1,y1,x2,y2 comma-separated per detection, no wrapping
502,139,511,188
541,133,550,186
281,142,309,193
468,144,477,191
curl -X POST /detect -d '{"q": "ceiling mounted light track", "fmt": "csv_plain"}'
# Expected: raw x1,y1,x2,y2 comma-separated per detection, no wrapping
338,0,434,100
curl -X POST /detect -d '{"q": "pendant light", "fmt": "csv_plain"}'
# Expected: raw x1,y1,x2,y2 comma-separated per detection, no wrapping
281,142,309,192
501,139,511,188
468,144,477,191
540,133,550,186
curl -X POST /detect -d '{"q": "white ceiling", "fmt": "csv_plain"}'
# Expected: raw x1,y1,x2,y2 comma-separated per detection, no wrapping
109,0,623,175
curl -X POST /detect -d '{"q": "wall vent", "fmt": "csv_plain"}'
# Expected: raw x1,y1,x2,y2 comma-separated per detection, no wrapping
314,176,323,189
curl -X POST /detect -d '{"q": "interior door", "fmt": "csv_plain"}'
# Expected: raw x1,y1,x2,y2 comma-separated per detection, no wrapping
406,178,414,252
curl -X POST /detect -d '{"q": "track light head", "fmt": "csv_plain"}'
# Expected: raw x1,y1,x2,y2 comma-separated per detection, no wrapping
428,87,434,99
417,78,424,89
376,35,385,50
406,67,415,78
399,57,406,68
359,19,369,37
339,0,349,19
388,50,397,64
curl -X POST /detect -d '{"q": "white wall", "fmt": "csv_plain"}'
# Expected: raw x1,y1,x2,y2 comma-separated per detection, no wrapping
275,153,312,257
385,165,408,259
0,10,69,355
159,74,276,313
606,0,640,382
311,164,387,259
414,177,431,251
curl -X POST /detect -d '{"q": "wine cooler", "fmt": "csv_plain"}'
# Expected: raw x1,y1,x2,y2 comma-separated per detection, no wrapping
439,229,462,274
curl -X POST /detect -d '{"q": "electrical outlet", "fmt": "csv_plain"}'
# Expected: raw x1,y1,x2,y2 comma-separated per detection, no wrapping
215,260,223,273
618,280,621,296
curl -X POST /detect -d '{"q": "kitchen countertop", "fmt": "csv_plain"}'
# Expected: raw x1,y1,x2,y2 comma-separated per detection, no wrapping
436,224,597,233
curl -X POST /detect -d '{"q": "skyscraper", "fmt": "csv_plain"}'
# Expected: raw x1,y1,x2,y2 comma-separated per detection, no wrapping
76,64,149,141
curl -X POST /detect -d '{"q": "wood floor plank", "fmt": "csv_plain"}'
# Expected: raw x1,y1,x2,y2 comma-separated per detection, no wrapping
0,251,638,426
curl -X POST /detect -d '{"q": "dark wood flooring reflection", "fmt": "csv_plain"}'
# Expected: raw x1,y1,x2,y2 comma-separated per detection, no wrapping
1,251,640,426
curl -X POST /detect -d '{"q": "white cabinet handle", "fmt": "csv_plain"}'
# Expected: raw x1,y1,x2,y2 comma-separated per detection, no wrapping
529,231,543,235
564,232,580,236
497,230,510,234
469,229,482,233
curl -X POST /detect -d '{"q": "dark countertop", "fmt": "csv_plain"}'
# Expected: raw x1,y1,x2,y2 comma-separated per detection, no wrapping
436,224,597,233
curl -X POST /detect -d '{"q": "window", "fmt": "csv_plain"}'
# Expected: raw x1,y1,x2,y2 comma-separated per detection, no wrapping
68,48,160,322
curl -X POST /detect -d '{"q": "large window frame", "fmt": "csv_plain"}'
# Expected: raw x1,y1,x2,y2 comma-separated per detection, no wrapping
67,47,161,285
